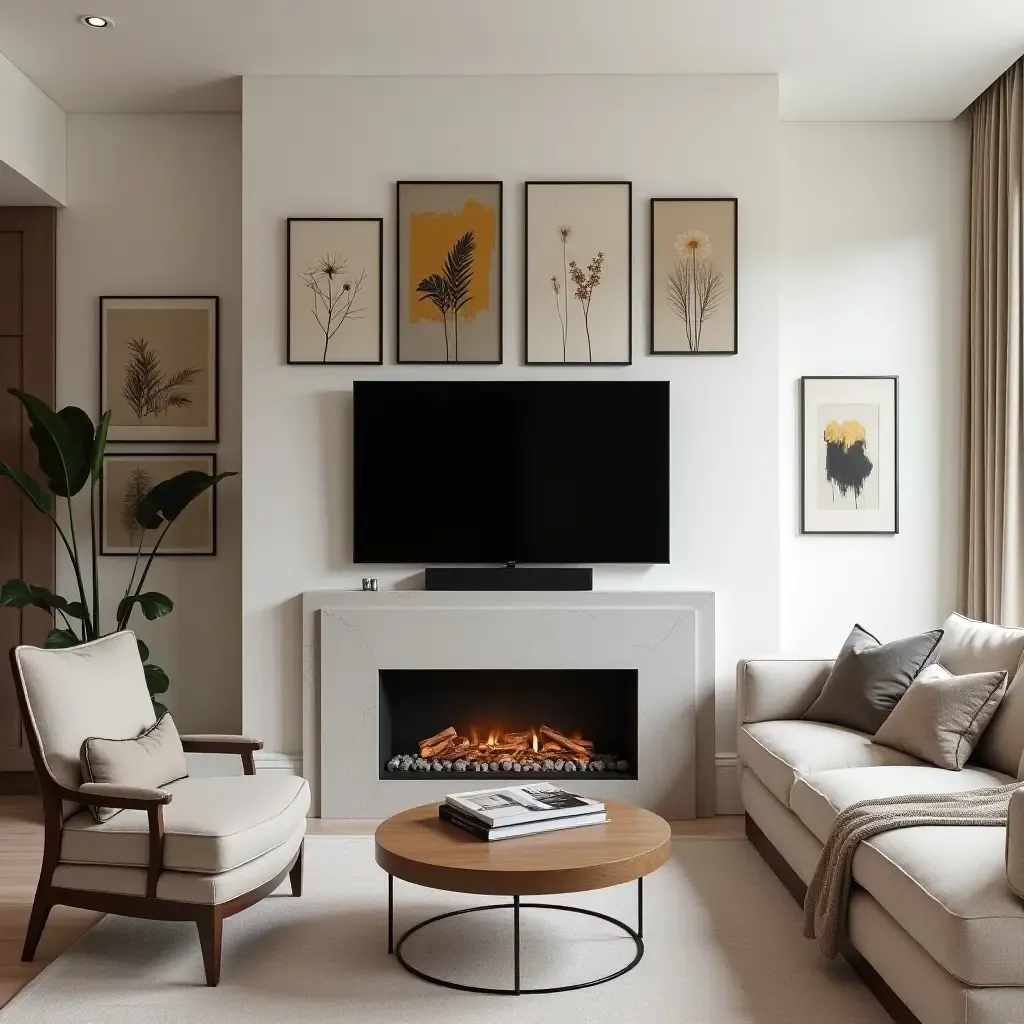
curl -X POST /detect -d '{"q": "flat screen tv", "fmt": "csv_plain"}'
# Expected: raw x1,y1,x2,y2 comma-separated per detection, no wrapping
352,380,669,565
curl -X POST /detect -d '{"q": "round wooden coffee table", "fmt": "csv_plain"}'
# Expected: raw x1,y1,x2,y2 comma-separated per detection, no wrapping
374,800,671,995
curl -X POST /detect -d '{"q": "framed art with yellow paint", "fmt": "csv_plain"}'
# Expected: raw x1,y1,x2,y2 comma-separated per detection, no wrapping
397,181,503,364
287,217,383,365
100,296,218,443
800,376,898,534
525,181,632,365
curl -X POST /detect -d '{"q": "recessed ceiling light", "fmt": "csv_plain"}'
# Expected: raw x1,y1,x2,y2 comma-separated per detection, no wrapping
80,15,112,28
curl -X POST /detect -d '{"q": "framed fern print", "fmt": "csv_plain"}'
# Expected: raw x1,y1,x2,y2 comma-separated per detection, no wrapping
100,453,217,555
100,296,219,442
397,181,503,363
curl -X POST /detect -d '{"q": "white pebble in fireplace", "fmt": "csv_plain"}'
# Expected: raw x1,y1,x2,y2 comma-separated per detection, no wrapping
302,591,715,819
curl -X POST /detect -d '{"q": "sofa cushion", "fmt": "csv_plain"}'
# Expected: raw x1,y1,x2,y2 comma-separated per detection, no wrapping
790,764,1014,844
61,775,310,874
936,613,1024,776
738,721,925,807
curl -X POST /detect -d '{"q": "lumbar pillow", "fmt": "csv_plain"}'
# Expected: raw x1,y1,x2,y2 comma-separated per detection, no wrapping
872,664,1008,770
80,712,188,822
804,624,943,734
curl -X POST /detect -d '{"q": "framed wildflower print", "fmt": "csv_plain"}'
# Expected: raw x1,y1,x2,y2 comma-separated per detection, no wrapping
397,181,503,363
650,198,737,355
525,181,632,365
800,376,898,534
101,453,218,555
287,217,383,364
100,296,218,443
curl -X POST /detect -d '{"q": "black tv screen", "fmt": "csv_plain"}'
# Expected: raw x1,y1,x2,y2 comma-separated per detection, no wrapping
352,380,669,564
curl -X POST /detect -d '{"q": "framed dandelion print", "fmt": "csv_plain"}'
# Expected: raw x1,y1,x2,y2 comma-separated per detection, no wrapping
801,376,898,535
651,198,737,355
526,181,632,365
397,181,503,364
287,217,383,364
101,453,218,555
100,296,218,443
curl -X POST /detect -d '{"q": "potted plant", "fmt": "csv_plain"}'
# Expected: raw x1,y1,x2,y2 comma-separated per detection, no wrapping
0,389,235,713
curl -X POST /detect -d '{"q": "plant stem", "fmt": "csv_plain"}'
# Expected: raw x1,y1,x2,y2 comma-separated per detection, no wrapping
562,242,569,361
89,480,99,637
442,311,450,361
453,307,458,362
64,494,93,640
321,275,333,362
118,521,172,630
123,529,146,609
690,250,697,352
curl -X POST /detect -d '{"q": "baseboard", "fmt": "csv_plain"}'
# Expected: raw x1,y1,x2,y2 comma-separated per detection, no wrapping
253,752,304,775
715,754,741,815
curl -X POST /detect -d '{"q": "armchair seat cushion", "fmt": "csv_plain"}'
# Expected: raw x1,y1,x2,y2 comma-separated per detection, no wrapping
60,775,309,874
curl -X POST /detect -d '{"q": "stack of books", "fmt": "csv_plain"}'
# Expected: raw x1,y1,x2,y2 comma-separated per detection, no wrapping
440,782,607,841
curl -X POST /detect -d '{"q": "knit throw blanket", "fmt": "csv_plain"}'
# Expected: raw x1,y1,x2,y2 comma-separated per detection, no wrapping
803,782,1024,960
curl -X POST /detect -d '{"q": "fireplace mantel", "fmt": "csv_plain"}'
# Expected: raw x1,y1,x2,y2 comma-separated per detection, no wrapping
302,590,715,819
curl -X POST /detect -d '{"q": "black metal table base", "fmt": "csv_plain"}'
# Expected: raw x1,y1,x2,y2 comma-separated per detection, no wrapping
387,874,645,995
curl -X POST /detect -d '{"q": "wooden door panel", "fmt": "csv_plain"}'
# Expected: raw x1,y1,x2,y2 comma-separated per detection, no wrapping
0,340,22,750
0,232,22,336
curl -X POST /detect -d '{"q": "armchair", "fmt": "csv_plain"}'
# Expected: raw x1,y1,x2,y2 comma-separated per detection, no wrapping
10,631,309,986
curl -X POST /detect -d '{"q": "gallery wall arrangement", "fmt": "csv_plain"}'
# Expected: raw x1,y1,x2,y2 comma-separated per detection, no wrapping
396,180,503,364
100,295,219,443
287,217,384,365
524,181,632,365
800,375,899,535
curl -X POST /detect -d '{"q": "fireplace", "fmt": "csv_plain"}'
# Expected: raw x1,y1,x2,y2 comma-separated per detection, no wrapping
379,669,639,780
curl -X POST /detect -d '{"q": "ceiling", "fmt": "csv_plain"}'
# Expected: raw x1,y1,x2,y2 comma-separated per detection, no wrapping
0,0,1020,120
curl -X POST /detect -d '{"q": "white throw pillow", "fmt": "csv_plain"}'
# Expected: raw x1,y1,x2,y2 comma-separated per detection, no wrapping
80,712,188,822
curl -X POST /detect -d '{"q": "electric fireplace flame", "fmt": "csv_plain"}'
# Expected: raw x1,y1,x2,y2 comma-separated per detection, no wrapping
420,724,593,766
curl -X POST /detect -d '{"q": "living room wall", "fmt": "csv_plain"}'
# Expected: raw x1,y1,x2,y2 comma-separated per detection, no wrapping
54,114,243,735
241,75,783,767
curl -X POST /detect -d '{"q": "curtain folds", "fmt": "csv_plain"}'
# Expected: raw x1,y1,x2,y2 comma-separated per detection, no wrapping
962,59,1024,625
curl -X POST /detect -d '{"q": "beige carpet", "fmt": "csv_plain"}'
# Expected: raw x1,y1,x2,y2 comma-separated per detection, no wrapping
0,836,889,1023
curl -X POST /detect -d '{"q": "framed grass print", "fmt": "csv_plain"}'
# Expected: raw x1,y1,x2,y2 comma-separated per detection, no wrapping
101,296,218,442
651,198,737,355
397,181,503,364
801,376,898,534
525,181,632,365
287,217,383,364
101,453,218,555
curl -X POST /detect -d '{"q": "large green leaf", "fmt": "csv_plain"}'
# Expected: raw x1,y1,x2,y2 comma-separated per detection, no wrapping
144,663,169,696
117,591,173,624
8,390,94,497
136,637,150,662
91,410,111,483
43,628,80,649
135,470,236,530
0,462,52,517
0,580,84,619
152,700,168,717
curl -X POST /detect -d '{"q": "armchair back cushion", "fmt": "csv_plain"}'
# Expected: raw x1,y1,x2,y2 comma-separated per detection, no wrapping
13,632,156,818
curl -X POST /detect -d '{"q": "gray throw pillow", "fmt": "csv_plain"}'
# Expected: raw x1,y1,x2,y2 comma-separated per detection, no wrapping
872,664,1008,770
804,624,943,734
80,712,188,822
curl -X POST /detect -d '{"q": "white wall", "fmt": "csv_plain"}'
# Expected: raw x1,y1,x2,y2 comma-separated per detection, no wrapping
0,51,66,205
241,75,782,760
779,121,969,653
56,114,242,734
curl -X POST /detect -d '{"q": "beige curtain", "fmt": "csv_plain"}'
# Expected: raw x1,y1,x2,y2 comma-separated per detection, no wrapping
962,59,1024,625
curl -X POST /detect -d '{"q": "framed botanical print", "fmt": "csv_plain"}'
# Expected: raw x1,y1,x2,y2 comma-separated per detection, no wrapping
525,181,632,365
100,296,218,443
650,198,737,355
101,453,218,556
287,217,383,364
397,181,503,364
801,376,898,534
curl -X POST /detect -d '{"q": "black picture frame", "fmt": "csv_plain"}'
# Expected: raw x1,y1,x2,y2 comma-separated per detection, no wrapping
286,217,384,365
396,181,504,365
100,452,219,556
100,295,220,444
800,375,899,535
524,180,633,367
649,197,738,356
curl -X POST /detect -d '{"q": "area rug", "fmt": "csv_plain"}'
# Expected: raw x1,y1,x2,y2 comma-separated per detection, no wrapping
0,836,888,1024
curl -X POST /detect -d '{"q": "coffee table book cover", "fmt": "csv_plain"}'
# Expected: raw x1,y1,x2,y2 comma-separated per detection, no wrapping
439,804,608,841
445,783,604,827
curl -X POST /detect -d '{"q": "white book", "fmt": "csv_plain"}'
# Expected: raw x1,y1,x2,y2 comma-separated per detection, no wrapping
440,806,608,841
445,783,604,827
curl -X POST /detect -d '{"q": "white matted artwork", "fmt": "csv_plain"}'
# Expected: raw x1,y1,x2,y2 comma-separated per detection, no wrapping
525,182,632,365
287,218,383,364
800,376,898,534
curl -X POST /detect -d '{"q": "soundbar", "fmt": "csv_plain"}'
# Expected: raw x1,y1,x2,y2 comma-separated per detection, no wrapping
424,565,594,592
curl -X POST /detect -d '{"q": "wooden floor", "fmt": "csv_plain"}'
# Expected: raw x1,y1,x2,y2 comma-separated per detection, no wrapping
0,795,743,1008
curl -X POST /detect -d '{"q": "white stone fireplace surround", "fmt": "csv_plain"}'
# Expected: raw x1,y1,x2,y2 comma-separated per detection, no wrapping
303,591,715,819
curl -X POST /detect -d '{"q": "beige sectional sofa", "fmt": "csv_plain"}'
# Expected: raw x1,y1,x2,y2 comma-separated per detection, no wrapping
738,614,1024,1024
